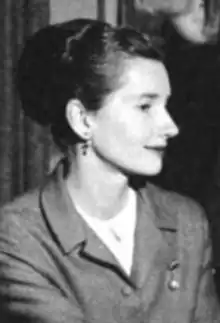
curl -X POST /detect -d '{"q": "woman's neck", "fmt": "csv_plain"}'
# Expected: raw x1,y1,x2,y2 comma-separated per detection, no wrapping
66,152,131,221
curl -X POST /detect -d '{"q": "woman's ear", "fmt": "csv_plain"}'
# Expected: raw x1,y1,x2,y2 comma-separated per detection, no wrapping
65,99,93,140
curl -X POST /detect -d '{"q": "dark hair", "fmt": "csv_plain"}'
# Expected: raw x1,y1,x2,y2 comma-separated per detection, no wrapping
16,18,164,151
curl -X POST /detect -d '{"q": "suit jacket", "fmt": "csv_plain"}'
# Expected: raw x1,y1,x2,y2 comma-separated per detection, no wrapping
0,159,219,323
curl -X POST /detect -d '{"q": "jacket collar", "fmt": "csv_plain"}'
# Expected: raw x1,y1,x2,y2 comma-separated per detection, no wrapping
40,158,87,254
139,183,178,232
130,185,178,287
40,158,177,256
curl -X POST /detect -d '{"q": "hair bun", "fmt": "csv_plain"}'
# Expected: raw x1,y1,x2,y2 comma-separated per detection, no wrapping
16,19,95,126
16,26,63,125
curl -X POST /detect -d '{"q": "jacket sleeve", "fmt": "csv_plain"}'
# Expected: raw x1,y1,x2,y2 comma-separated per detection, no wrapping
194,214,220,322
0,210,84,323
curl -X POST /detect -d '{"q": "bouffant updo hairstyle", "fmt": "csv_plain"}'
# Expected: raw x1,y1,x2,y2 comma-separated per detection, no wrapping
16,18,163,152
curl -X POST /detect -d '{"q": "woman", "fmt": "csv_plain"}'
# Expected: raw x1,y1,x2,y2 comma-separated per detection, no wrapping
0,18,219,323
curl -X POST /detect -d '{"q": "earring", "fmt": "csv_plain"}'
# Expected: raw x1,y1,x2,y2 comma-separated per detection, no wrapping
82,141,88,156
81,137,91,156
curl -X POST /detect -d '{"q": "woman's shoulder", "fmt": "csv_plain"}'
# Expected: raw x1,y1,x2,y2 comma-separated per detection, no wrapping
0,188,40,214
143,183,210,255
0,188,42,235
145,182,208,230
0,187,59,266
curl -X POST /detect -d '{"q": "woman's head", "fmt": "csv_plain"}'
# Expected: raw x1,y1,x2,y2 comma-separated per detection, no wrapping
17,18,178,176
17,19,162,146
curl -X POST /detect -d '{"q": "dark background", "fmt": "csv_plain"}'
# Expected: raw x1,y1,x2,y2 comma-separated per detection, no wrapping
127,8,220,294
155,21,220,294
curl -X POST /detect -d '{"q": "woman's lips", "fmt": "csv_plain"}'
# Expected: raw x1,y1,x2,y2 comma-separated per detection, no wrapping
144,145,167,156
144,145,167,151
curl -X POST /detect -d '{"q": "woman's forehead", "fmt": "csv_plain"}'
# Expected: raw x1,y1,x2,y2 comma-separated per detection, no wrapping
119,58,171,98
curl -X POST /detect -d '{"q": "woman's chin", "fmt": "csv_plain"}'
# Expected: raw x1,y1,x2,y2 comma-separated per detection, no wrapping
132,160,163,177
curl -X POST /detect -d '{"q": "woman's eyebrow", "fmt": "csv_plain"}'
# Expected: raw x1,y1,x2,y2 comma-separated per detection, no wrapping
140,93,159,100
140,93,171,100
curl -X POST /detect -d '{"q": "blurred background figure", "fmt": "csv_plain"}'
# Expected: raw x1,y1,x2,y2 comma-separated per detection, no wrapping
134,0,220,44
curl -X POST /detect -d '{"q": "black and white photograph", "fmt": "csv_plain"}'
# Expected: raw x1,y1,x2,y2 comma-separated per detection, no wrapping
0,1,220,322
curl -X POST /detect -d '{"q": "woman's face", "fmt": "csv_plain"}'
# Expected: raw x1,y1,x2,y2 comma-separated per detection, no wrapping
89,57,179,177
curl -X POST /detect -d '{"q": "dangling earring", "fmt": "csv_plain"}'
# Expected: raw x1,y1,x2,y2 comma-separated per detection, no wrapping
82,141,88,156
81,138,91,156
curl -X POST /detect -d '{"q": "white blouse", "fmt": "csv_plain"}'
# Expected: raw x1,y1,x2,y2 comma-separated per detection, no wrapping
75,188,137,275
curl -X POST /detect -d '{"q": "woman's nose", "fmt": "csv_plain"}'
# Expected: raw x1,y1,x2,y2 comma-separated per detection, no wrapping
167,115,179,138
160,108,179,139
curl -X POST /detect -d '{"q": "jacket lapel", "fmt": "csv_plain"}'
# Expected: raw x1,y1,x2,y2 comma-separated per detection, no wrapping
41,159,125,269
130,185,178,292
81,184,178,281
80,225,124,270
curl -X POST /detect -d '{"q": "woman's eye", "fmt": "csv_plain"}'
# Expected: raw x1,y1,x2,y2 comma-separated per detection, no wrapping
139,103,151,111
